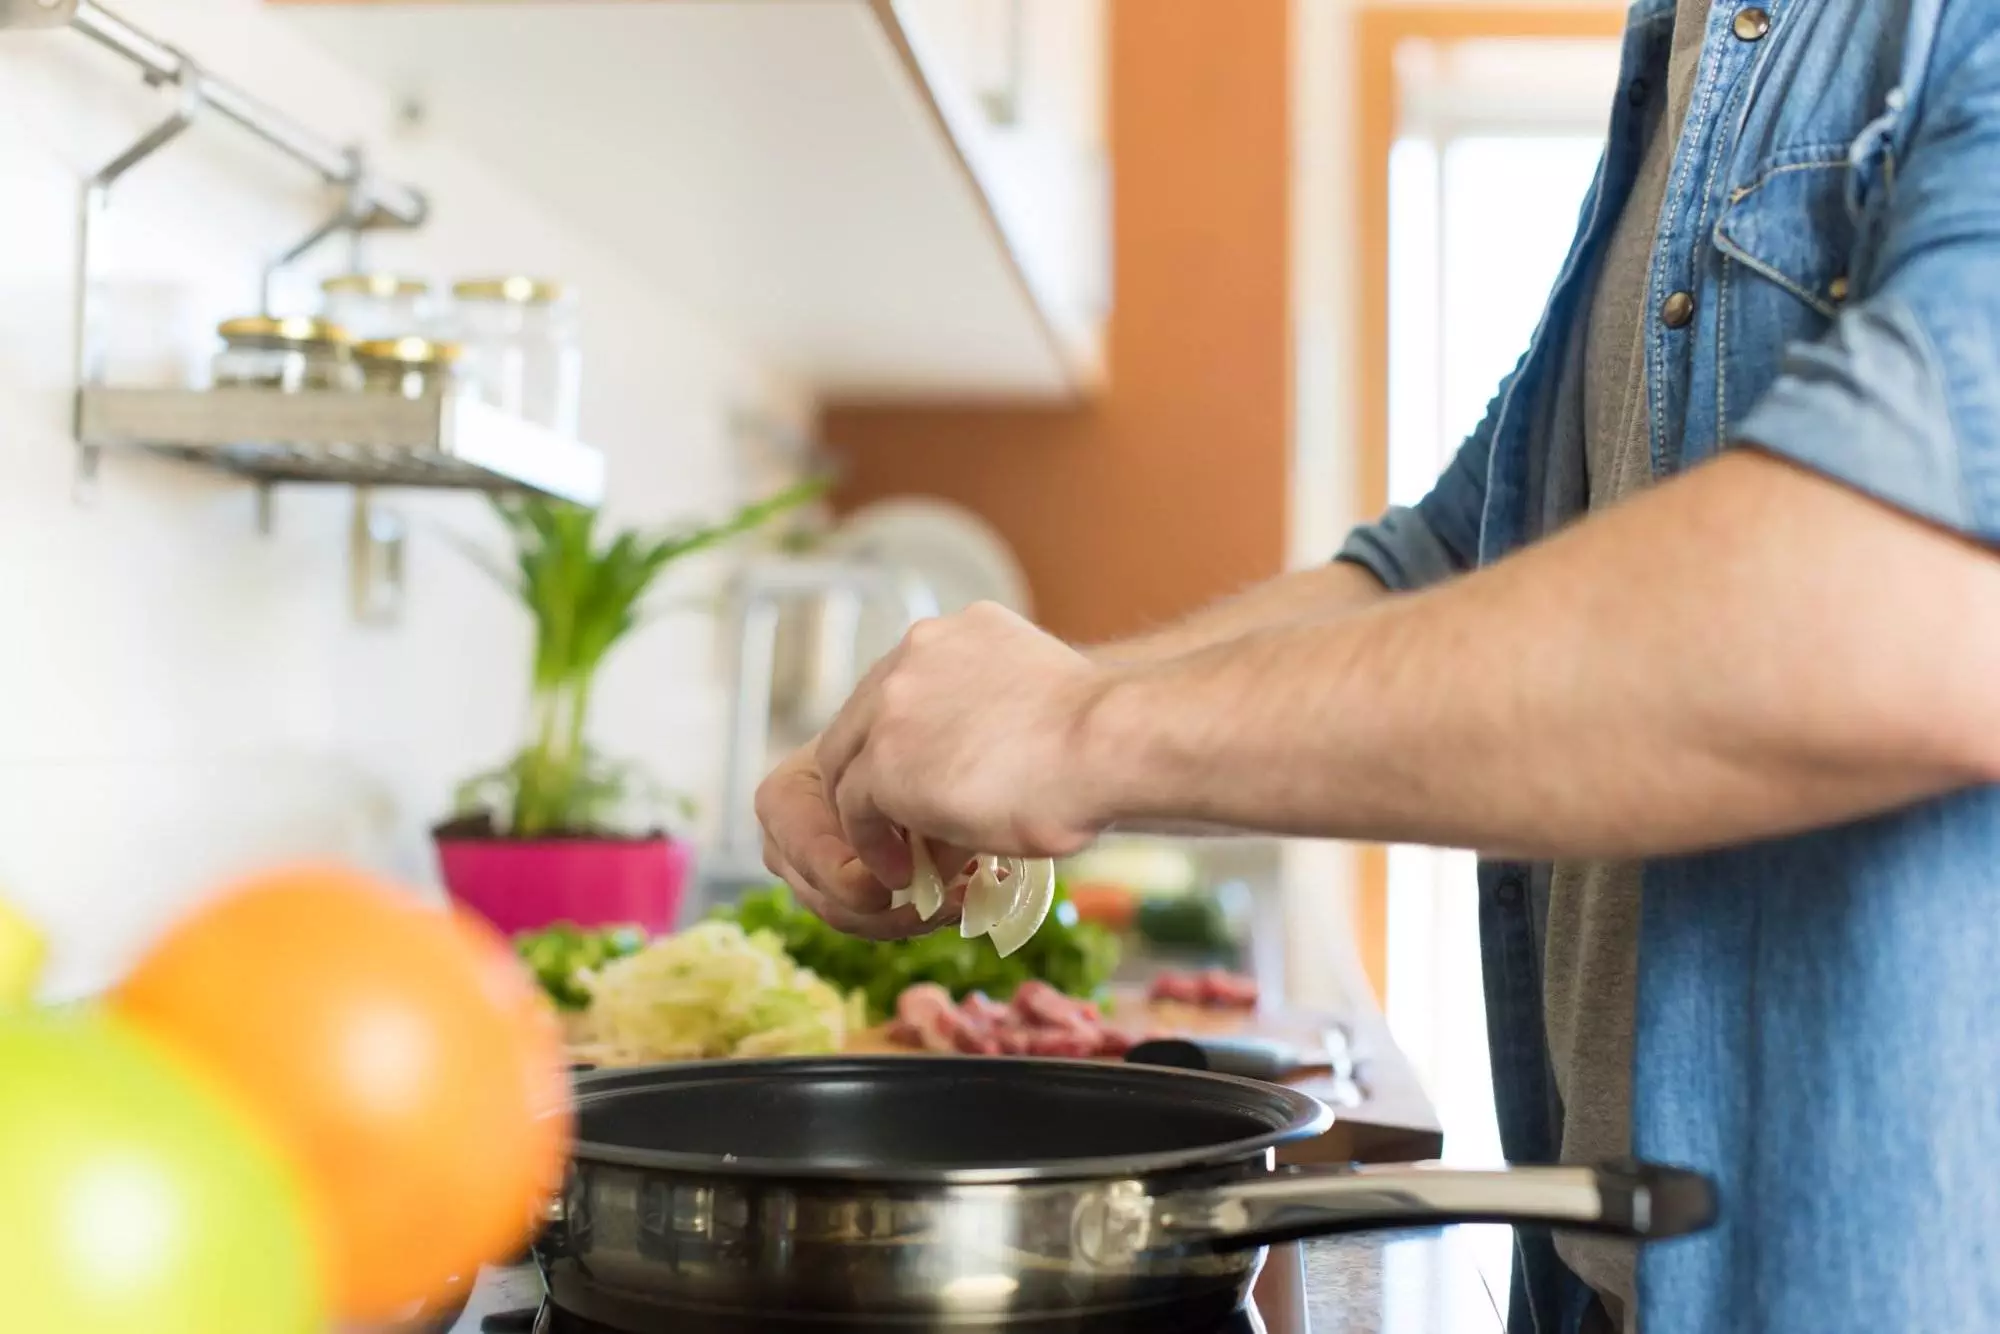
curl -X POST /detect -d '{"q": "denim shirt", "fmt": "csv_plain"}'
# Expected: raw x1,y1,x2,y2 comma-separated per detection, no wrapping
1337,3,2000,1332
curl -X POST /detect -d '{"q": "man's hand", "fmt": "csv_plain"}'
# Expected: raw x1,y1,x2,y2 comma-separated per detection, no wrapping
753,564,1387,939
816,602,1116,889
754,743,962,939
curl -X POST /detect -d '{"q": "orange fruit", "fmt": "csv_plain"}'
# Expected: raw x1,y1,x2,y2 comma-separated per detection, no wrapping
446,907,574,1261
114,865,570,1321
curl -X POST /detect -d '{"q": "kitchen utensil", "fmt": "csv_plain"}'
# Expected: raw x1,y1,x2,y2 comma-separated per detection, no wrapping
1126,1035,1326,1082
1126,1030,1365,1108
534,1058,1713,1331
820,496,1033,672
712,558,940,880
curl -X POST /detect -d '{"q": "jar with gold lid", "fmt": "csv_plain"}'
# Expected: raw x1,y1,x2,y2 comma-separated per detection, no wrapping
320,273,433,343
447,276,581,436
354,336,462,400
212,316,357,392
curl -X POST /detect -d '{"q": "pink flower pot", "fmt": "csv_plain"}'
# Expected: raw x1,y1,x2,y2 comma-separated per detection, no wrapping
435,833,693,936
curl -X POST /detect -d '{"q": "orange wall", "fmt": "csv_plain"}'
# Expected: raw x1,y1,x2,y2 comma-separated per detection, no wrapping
823,0,1292,645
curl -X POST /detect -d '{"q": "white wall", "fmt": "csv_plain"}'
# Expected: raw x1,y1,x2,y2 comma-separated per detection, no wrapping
0,0,810,998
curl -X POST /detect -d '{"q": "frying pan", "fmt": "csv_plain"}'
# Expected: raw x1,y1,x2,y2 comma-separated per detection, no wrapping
536,1058,1712,1332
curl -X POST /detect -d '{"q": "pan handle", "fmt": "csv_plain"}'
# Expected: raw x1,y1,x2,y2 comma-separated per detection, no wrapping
1074,1160,1714,1263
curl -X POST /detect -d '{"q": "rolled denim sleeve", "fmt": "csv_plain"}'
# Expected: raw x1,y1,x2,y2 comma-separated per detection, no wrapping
1738,28,2000,542
1336,362,1518,592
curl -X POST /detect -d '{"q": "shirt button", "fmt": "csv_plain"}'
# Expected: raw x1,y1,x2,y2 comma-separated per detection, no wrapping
1496,873,1526,910
1626,76,1650,107
1829,275,1851,303
1732,7,1772,41
1661,290,1697,328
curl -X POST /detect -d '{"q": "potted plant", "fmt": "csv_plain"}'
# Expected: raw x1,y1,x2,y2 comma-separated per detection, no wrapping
436,483,819,935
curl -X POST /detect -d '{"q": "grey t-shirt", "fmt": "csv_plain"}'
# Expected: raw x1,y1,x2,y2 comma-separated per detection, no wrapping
1546,2,1710,1327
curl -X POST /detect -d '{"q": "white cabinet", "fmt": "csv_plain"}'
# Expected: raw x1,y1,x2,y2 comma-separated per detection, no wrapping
888,0,1110,381
275,0,1108,403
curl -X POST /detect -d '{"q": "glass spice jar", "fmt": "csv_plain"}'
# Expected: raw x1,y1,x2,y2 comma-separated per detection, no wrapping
354,336,462,400
320,273,433,343
212,316,357,392
448,277,581,436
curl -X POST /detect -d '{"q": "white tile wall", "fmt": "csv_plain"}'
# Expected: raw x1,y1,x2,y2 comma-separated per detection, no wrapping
0,0,810,998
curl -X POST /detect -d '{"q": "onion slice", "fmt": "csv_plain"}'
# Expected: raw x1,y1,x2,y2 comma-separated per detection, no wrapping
984,856,1057,959
960,857,1028,939
898,835,946,921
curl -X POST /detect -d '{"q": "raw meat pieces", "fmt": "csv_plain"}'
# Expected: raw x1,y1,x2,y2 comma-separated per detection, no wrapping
887,980,1131,1058
1146,967,1259,1009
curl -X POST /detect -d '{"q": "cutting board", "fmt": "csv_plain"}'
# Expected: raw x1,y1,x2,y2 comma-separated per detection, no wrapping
846,986,1443,1167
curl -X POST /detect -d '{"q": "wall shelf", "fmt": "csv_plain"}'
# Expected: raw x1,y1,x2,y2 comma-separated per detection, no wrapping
79,387,606,505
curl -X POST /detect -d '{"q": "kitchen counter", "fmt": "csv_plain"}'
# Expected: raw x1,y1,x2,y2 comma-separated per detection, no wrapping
442,1227,1508,1334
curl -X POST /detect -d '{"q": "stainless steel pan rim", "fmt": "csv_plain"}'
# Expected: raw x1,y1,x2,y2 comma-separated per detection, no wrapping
569,1056,1335,1184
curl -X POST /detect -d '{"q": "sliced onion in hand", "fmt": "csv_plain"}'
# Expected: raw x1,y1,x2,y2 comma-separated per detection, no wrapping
985,856,1057,959
899,837,1057,955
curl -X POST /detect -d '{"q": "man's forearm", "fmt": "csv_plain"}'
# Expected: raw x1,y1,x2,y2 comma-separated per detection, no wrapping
1086,451,2000,858
1088,560,1389,665
1080,560,1389,836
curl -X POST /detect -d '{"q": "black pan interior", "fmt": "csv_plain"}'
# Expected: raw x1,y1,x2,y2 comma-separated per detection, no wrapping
570,1057,1330,1182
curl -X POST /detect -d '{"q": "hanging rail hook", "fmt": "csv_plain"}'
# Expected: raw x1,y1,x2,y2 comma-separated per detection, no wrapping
71,49,204,504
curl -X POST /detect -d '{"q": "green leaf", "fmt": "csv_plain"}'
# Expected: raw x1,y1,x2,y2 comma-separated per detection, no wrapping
447,482,822,835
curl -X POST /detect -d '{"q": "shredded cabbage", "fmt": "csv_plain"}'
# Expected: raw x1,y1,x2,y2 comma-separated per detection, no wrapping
576,921,867,1065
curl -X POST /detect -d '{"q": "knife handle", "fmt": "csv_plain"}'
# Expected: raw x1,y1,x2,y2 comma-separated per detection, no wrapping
1126,1035,1305,1082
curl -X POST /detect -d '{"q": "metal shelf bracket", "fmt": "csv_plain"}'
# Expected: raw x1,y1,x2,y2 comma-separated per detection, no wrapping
349,487,407,627
73,43,202,427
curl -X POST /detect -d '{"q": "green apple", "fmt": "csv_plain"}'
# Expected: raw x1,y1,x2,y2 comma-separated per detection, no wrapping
0,1009,323,1333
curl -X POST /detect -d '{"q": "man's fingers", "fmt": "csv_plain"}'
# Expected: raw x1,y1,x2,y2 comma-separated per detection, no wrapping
756,754,894,913
771,816,964,941
825,849,898,913
790,878,950,941
792,827,895,913
778,834,893,915
816,646,898,809
834,758,913,891
932,842,978,885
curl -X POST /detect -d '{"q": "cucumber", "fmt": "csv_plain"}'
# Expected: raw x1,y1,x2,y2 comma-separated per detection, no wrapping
1135,895,1231,951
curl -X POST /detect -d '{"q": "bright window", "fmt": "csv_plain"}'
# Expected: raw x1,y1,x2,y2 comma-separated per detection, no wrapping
1381,34,1618,1330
